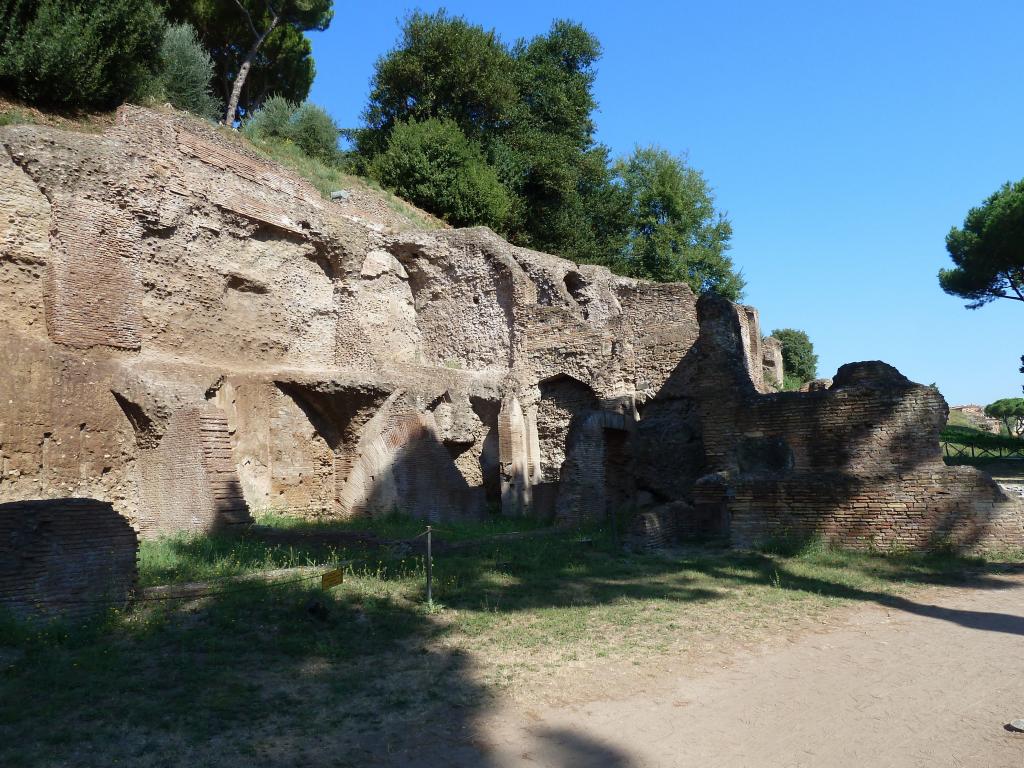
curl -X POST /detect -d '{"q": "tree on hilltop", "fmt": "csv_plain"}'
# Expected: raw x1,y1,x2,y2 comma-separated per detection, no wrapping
354,11,743,293
356,12,623,265
166,0,333,125
359,10,517,147
984,398,1024,437
0,0,164,109
369,118,511,229
157,23,221,120
939,179,1024,395
613,146,740,298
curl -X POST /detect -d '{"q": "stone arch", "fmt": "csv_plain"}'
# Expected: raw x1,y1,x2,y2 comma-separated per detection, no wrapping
338,393,483,521
553,409,635,527
537,374,599,482
536,374,639,524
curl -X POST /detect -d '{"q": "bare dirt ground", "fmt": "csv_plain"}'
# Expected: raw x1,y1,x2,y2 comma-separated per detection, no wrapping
405,573,1024,767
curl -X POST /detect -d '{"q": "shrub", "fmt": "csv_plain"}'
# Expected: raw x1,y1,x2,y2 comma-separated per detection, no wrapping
243,97,340,164
0,0,164,110
781,373,805,392
771,328,819,384
288,102,341,163
369,117,510,229
242,95,296,141
157,23,219,120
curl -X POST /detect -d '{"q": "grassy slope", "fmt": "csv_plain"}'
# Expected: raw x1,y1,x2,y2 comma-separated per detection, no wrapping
3,517,1021,767
242,133,446,231
941,423,1024,461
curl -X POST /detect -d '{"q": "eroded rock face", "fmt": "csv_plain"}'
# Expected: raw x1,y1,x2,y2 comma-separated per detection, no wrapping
0,107,700,534
1,106,1020,551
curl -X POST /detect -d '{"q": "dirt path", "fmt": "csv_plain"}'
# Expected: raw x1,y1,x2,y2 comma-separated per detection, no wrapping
429,574,1024,767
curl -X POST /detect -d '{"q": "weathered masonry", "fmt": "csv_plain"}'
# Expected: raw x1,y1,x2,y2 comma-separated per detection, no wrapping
0,498,138,620
1,106,1021,552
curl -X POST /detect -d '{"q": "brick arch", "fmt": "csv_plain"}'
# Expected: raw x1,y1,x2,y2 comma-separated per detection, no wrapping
338,394,483,522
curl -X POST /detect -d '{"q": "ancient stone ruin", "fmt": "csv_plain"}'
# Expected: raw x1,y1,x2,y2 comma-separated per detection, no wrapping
0,498,138,620
1,106,1021,560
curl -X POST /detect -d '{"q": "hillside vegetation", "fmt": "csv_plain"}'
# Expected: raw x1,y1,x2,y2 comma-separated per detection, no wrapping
0,2,748,297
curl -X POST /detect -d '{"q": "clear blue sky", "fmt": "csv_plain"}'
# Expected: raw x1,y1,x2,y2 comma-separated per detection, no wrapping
308,1,1024,405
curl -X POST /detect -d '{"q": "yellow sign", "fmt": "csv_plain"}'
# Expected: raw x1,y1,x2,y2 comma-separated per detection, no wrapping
321,569,344,590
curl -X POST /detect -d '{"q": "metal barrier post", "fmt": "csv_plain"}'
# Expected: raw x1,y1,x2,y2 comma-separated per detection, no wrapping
426,525,433,606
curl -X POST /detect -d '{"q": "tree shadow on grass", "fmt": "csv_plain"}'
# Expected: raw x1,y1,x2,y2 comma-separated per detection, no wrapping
1,533,662,768
4,533,1022,767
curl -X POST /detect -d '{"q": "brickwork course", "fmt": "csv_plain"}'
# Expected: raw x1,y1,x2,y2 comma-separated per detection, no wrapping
0,498,137,620
1,106,1021,552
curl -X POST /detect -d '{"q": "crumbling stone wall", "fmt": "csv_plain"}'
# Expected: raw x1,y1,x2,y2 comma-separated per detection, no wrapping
0,498,137,620
691,295,1024,552
761,336,783,389
0,106,1015,550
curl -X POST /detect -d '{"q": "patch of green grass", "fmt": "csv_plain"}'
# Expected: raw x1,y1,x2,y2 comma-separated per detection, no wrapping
243,134,444,230
781,372,806,391
0,108,35,127
3,524,1020,767
137,531,352,587
947,409,985,431
941,424,1024,463
941,423,1022,447
254,508,544,542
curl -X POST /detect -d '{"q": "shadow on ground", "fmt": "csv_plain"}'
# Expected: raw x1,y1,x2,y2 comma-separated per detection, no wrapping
2,525,1022,767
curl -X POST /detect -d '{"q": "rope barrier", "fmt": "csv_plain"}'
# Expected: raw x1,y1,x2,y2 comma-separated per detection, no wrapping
13,523,555,610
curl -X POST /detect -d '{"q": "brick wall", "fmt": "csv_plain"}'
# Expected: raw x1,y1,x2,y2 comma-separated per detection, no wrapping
691,294,1024,552
698,467,1024,552
0,498,137,621
46,198,142,350
136,405,251,537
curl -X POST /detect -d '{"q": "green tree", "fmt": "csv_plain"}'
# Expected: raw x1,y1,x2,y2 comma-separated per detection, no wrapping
355,12,742,290
165,0,332,125
0,0,164,110
496,21,628,265
613,146,741,298
157,23,220,120
984,398,1024,437
360,10,517,148
287,102,340,163
771,328,818,384
370,118,510,229
939,179,1024,308
242,94,295,139
356,12,629,267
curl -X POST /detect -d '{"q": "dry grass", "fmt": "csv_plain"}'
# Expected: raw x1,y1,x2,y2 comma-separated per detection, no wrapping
0,95,116,132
